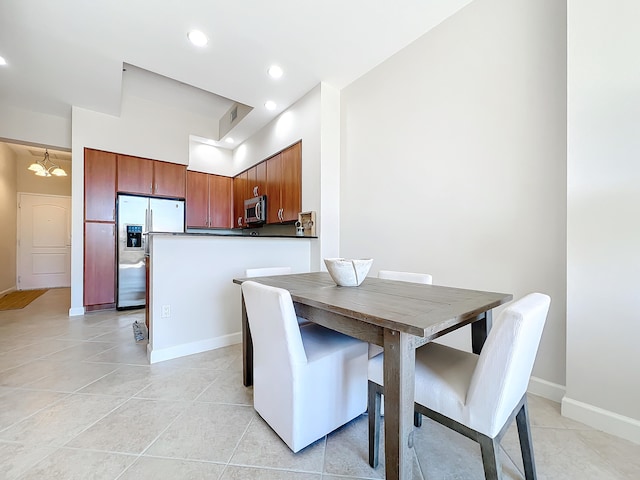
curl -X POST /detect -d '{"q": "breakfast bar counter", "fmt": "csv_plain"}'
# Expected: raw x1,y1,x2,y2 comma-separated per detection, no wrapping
146,233,313,364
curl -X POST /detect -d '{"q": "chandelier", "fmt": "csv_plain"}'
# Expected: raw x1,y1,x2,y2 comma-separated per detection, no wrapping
27,149,67,177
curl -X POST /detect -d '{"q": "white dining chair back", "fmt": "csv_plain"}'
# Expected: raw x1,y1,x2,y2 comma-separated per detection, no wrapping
242,281,368,453
245,266,292,277
378,270,433,284
368,292,551,479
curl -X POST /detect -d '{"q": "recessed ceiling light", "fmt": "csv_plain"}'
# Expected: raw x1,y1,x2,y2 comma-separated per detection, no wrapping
265,101,277,111
267,65,283,79
0,56,7,66
225,137,234,144
187,30,208,47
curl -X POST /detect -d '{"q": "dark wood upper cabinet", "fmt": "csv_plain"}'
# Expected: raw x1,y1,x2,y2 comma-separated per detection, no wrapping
117,154,153,195
266,152,282,224
84,148,116,222
117,154,185,198
186,171,209,228
209,174,232,228
187,171,232,229
247,161,267,198
233,171,248,228
279,142,302,222
154,161,186,198
265,141,302,223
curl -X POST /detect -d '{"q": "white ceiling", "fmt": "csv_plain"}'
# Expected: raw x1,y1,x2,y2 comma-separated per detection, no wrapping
0,0,473,151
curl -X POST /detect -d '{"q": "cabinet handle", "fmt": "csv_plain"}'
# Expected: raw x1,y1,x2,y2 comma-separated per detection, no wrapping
112,208,115,221
253,186,258,197
238,216,242,227
155,183,158,193
150,183,153,193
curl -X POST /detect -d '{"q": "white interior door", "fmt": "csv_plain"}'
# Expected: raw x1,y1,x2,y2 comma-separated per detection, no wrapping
17,193,71,289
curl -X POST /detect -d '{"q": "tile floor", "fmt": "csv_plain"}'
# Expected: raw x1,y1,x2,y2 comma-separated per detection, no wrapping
1,288,638,479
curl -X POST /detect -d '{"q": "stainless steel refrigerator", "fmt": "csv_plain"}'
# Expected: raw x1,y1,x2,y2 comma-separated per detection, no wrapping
116,194,185,309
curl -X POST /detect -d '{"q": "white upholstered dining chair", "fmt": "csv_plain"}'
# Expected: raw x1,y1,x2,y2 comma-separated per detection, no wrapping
245,266,308,326
241,280,369,453
368,292,551,479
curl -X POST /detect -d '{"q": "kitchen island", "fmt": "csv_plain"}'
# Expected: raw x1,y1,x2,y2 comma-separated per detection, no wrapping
146,233,313,363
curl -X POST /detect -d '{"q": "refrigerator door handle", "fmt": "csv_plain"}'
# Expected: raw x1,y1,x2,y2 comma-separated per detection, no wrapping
149,208,154,232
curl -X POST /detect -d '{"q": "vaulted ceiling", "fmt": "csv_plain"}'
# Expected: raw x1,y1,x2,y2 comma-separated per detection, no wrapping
0,0,473,149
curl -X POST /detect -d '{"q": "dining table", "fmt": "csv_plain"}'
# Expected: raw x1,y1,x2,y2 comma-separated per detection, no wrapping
233,272,512,480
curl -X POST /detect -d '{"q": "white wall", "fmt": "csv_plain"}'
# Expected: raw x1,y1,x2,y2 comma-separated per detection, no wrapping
0,105,71,150
232,84,340,271
341,0,567,391
0,143,17,294
565,0,640,443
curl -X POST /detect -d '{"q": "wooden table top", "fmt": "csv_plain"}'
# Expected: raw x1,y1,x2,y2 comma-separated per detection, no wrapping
234,272,512,337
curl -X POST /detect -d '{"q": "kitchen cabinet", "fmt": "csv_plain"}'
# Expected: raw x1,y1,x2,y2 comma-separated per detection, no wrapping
186,171,232,228
84,148,116,222
233,170,248,228
209,174,232,228
247,161,267,198
84,222,116,308
153,161,186,198
266,141,302,223
117,154,153,195
117,154,186,198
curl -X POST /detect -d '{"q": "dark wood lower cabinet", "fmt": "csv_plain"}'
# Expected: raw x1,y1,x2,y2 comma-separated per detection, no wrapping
84,222,116,309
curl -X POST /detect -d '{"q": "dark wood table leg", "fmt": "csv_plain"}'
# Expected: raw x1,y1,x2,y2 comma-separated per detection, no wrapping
241,293,253,387
383,329,416,480
471,309,493,354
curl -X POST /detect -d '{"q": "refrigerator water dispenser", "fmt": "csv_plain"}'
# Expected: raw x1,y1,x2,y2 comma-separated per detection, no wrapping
126,225,143,249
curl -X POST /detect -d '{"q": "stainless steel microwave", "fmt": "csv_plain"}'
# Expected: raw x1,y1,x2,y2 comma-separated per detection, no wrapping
244,195,266,225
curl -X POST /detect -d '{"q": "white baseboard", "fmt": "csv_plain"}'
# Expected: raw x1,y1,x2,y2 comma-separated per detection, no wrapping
148,332,242,364
0,286,16,297
68,306,85,316
562,396,640,445
528,376,566,403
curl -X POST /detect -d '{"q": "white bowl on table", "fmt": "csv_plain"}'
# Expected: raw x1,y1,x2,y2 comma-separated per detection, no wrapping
324,258,373,287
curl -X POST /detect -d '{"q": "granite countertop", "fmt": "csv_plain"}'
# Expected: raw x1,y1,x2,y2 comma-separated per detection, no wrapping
149,231,316,239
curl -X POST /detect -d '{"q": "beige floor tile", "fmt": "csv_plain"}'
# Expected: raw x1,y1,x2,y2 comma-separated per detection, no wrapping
0,441,56,480
221,465,321,479
40,341,116,362
84,342,150,365
22,360,118,393
65,397,186,454
196,368,253,405
17,447,136,480
515,427,624,479
0,358,64,387
1,289,638,480
0,393,125,446
119,456,226,480
161,344,240,371
0,389,68,431
146,402,255,462
324,414,384,479
575,429,640,479
78,364,153,397
527,393,593,430
134,367,219,401
229,415,325,472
